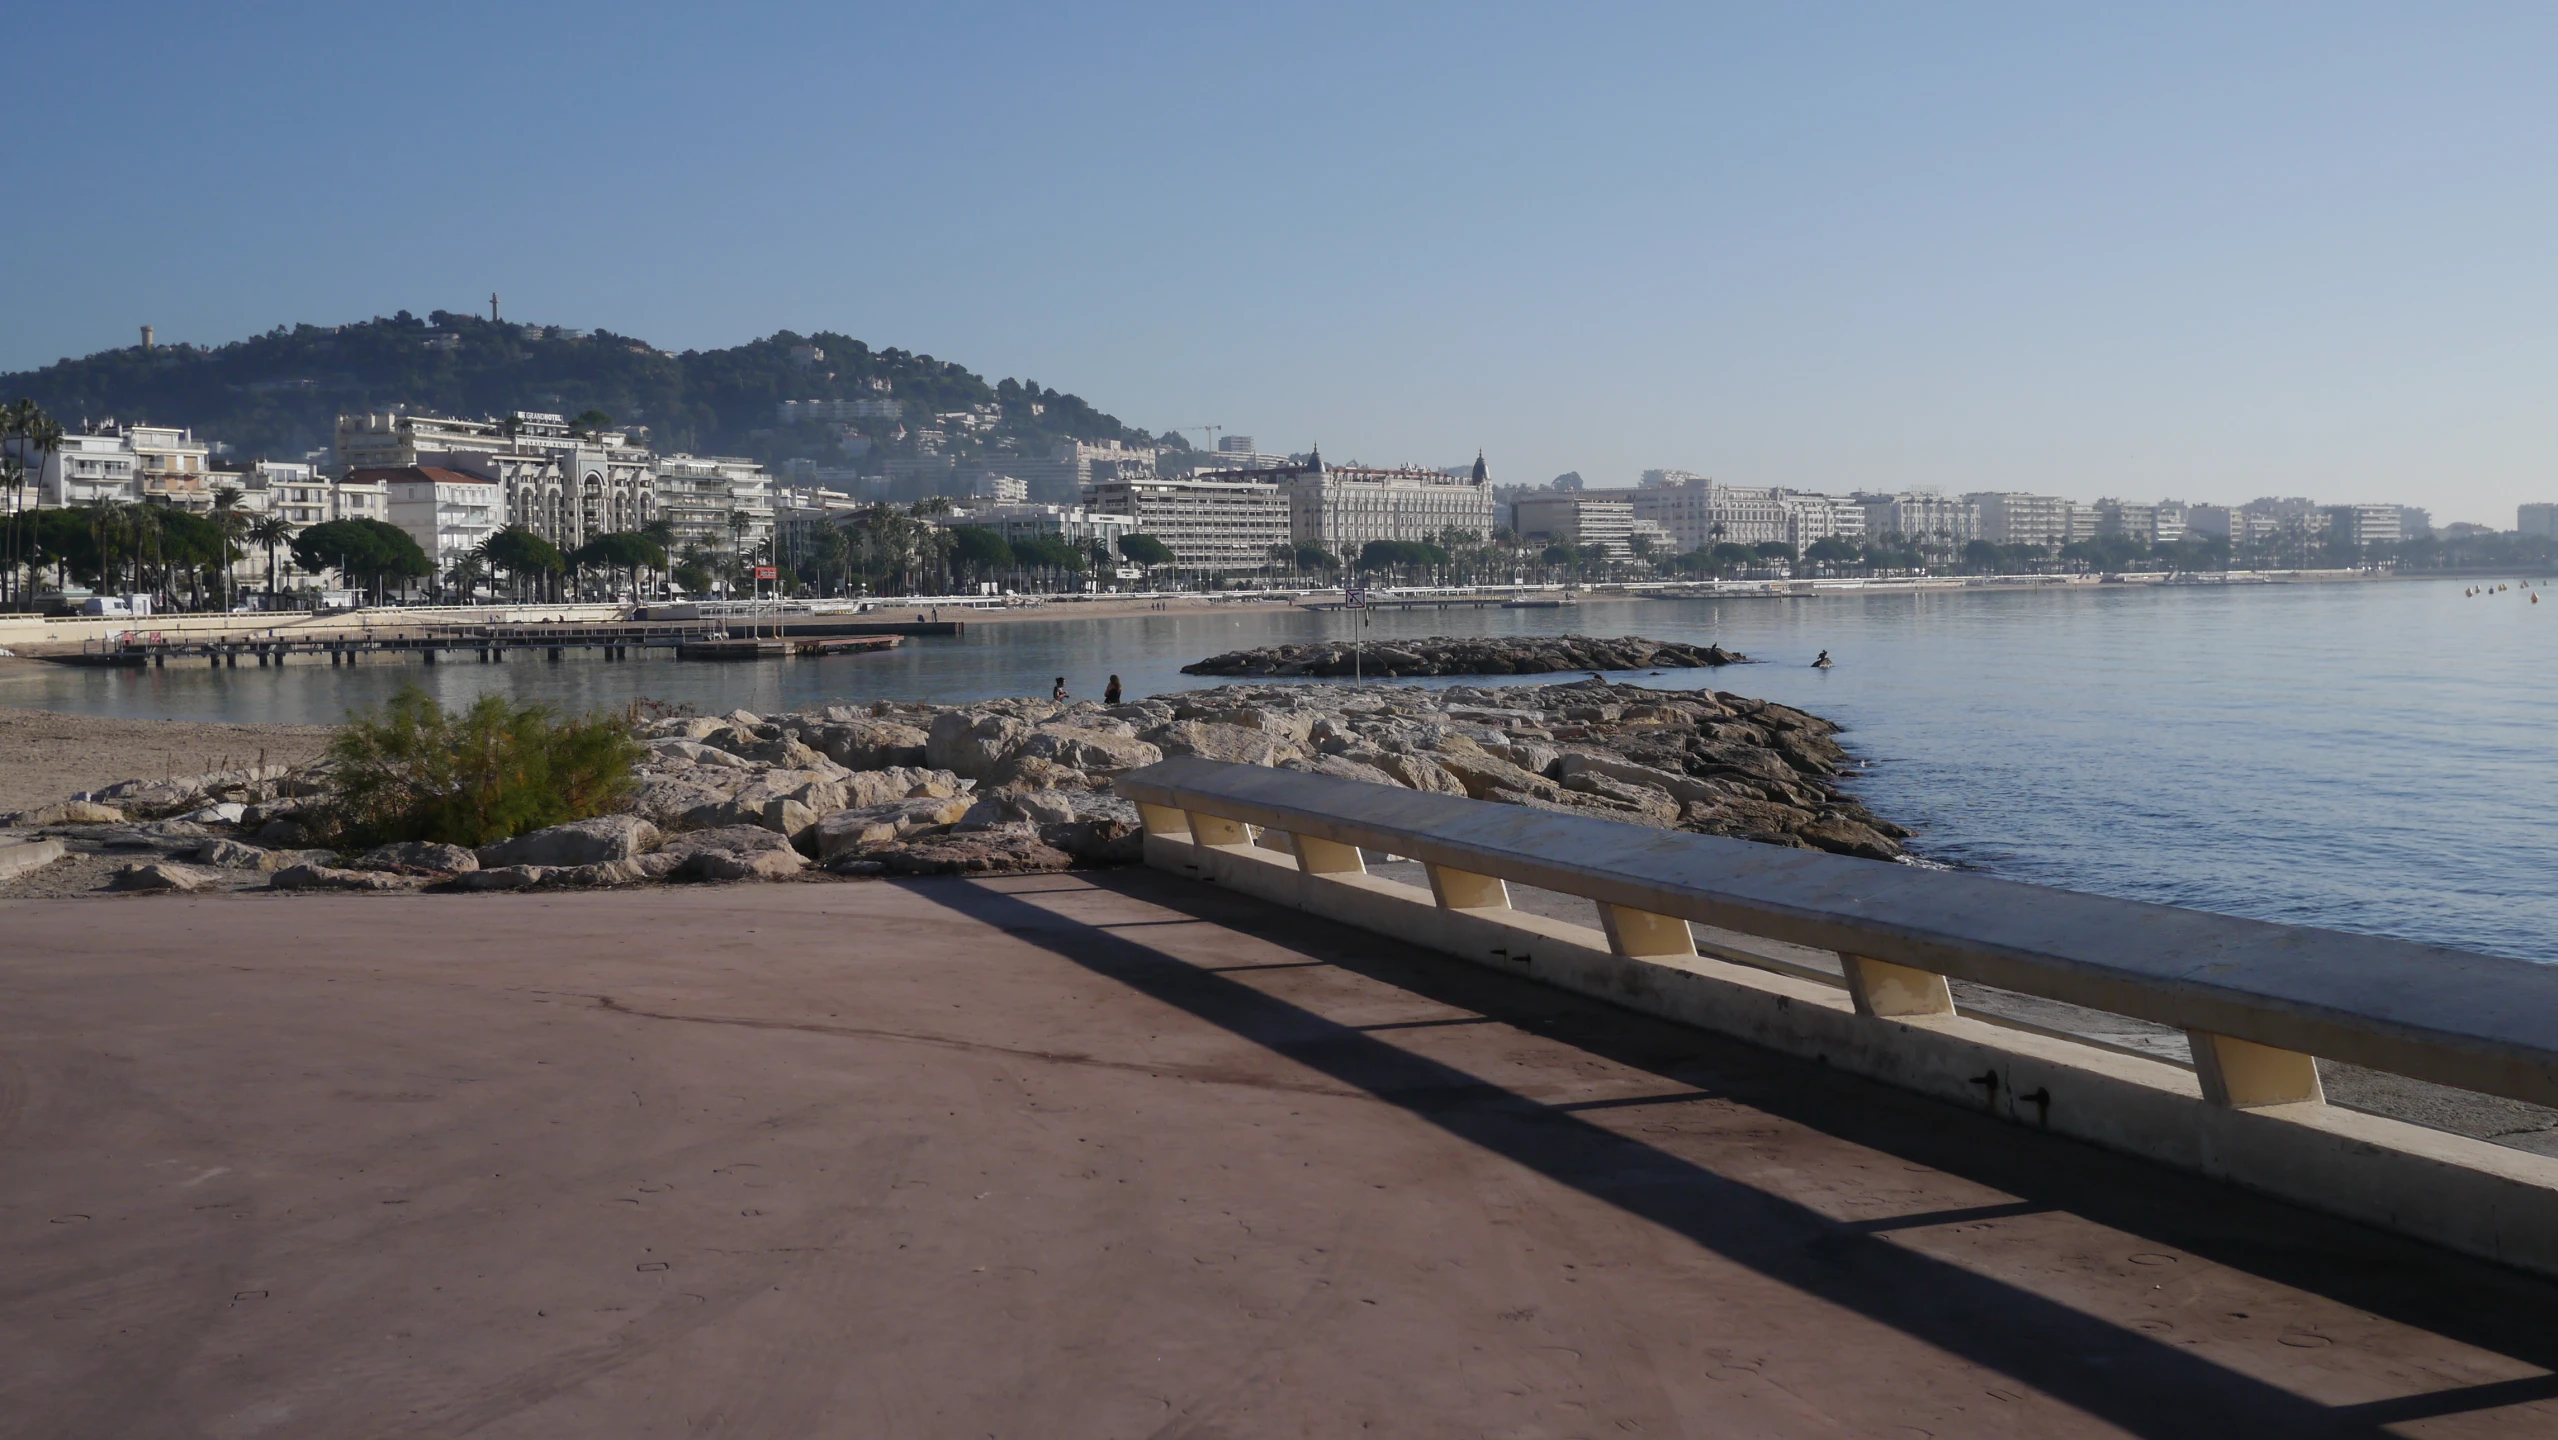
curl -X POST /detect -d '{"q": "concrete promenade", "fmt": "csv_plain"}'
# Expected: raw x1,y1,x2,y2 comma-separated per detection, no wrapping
6,875,2557,1437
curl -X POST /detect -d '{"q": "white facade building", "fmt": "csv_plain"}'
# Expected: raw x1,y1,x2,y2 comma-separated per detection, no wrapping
1629,480,1788,551
2326,504,2403,550
1856,492,1979,548
10,431,139,506
1966,492,2074,549
1512,494,1636,558
1232,451,1497,559
2520,503,2558,538
1083,475,1290,574
1780,494,1867,549
337,410,772,555
377,467,502,566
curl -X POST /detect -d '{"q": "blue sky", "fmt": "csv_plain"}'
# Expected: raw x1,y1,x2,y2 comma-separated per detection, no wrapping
9,2,2555,523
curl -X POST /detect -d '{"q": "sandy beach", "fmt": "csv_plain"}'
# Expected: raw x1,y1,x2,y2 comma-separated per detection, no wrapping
0,701,335,814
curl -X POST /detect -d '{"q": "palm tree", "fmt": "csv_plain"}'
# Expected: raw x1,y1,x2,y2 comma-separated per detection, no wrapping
4,401,64,610
85,497,130,595
248,515,298,608
210,485,249,611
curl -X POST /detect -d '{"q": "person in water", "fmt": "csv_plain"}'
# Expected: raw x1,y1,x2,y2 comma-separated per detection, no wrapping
1104,674,1124,705
1052,676,1069,701
1813,650,1833,668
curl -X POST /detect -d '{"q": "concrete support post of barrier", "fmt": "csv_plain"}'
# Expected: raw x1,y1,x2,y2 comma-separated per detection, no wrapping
1291,835,1366,876
1843,954,1957,1018
1137,804,1189,840
1185,811,1252,848
1426,864,1510,912
2189,1031,2325,1108
1601,904,1697,961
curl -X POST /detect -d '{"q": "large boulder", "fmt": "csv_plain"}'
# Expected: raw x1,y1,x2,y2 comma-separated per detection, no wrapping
1010,728,1163,776
1555,751,1711,805
1144,720,1301,767
872,832,1074,876
475,815,660,869
1678,796,1817,839
1282,755,1398,786
647,738,761,771
813,796,975,860
842,766,964,808
1558,772,1682,825
1427,750,1565,803
1373,752,1467,795
109,861,218,893
979,754,1112,793
926,712,1033,779
1795,815,1901,861
807,719,932,771
355,840,480,874
647,825,810,881
7,800,127,827
624,775,736,827
995,790,1140,828
189,838,274,869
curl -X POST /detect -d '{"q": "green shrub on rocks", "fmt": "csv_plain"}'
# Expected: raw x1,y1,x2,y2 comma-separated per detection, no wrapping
327,685,646,848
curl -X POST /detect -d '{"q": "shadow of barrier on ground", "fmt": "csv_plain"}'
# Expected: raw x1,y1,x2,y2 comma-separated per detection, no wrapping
906,870,2558,1439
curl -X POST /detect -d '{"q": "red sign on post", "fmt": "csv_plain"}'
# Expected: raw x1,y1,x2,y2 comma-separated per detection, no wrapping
752,565,778,581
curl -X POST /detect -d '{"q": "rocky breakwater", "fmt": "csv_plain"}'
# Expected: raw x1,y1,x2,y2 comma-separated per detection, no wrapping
1181,634,1745,678
0,678,1909,897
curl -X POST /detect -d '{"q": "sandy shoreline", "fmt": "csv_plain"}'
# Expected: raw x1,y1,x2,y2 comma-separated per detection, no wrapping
0,704,335,814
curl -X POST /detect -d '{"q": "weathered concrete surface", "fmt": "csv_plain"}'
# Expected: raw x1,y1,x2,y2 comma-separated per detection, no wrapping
5,879,2558,1438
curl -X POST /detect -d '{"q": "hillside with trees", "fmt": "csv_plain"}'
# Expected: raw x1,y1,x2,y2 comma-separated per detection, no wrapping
0,311,1181,468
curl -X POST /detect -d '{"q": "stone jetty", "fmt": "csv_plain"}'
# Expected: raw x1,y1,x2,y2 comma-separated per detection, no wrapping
1181,634,1746,678
0,679,1907,896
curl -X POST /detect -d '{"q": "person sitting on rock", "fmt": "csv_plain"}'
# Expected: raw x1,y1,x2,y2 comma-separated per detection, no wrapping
1104,675,1124,705
1052,676,1069,702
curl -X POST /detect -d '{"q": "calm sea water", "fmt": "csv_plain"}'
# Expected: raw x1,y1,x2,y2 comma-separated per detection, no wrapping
7,579,2552,961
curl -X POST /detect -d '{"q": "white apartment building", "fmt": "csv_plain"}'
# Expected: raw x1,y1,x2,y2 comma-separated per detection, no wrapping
971,473,1029,503
374,467,501,566
2094,499,2159,544
335,411,773,554
1781,493,1867,549
2326,504,2403,550
1856,492,1979,547
9,431,139,506
335,474,390,524
655,454,776,553
1512,494,1636,558
1629,480,1788,551
1227,451,1497,558
1084,475,1289,574
2520,503,2558,538
1966,492,2074,549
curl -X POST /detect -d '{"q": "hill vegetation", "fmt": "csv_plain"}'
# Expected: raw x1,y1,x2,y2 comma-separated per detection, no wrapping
1,311,1180,468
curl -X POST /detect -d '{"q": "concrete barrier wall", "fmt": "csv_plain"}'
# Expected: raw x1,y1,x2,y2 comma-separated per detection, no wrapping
1124,765,2558,1281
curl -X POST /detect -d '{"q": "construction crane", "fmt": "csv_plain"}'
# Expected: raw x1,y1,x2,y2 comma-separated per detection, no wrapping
1172,424,1224,446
